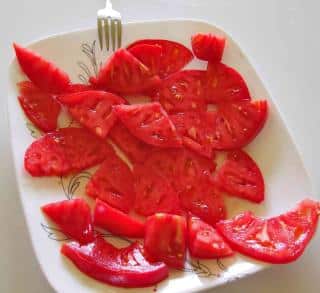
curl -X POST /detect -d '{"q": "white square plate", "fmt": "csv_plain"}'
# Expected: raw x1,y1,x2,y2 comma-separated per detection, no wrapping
7,19,313,293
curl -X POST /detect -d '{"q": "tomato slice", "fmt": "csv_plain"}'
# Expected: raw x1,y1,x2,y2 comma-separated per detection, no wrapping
17,81,61,132
113,102,182,148
58,91,125,138
144,213,187,268
180,173,226,226
86,150,135,213
109,123,154,163
127,39,193,78
216,199,320,264
24,127,113,176
61,236,169,288
188,216,233,259
210,100,268,150
153,70,207,113
13,43,70,94
206,62,250,103
41,198,94,244
214,150,265,203
93,199,145,238
128,44,162,76
89,48,161,95
191,33,226,63
62,83,93,94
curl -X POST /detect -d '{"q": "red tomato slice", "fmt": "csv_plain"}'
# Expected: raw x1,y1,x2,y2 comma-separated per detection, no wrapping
61,236,169,288
93,199,145,238
128,44,162,75
180,173,226,226
24,127,113,176
191,33,226,62
62,83,94,94
188,216,233,259
144,213,187,268
86,151,135,213
13,43,70,94
89,48,161,95
41,198,94,244
113,102,182,148
109,123,154,163
210,100,268,150
127,39,193,78
17,81,60,132
58,91,125,138
216,199,320,264
214,150,265,203
206,62,250,103
153,70,207,113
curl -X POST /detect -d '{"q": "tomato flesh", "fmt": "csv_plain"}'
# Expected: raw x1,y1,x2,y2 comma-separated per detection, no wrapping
216,199,320,263
144,213,187,268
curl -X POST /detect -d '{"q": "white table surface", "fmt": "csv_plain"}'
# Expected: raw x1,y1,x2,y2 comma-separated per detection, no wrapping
1,0,320,292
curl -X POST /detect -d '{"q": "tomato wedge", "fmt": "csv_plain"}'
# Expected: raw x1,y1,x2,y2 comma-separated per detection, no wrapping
41,198,94,244
206,62,250,103
113,102,182,148
216,199,320,264
127,39,193,78
25,127,113,176
17,81,60,132
153,70,207,113
188,216,233,259
128,44,162,76
61,236,169,288
89,48,160,95
214,150,265,203
58,90,125,138
94,199,145,238
144,213,187,268
86,151,135,213
14,43,70,94
191,33,226,62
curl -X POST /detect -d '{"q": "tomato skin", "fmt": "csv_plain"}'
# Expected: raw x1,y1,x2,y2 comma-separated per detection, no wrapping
216,199,320,264
144,213,187,269
61,237,169,288
14,43,70,94
188,216,233,259
93,199,145,238
191,33,226,62
41,198,94,244
18,81,61,132
214,150,265,203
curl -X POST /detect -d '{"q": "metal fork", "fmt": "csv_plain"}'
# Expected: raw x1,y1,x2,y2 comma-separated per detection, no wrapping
97,0,122,51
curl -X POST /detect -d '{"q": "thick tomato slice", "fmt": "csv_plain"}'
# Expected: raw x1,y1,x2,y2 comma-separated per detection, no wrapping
24,127,113,176
216,199,320,264
17,81,61,132
153,70,207,113
41,198,94,244
210,100,268,150
113,102,182,148
127,39,193,78
109,123,154,163
61,236,169,288
180,173,226,226
188,216,233,259
191,33,226,62
58,90,125,138
144,213,187,268
206,62,250,103
89,48,160,95
13,43,70,94
214,150,265,203
86,151,135,213
93,199,145,238
128,44,162,76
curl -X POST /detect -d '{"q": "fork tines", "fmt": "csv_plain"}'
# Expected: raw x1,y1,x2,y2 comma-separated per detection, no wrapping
97,18,122,51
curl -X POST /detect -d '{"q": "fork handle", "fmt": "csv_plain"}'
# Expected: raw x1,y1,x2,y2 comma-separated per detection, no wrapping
106,0,112,9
